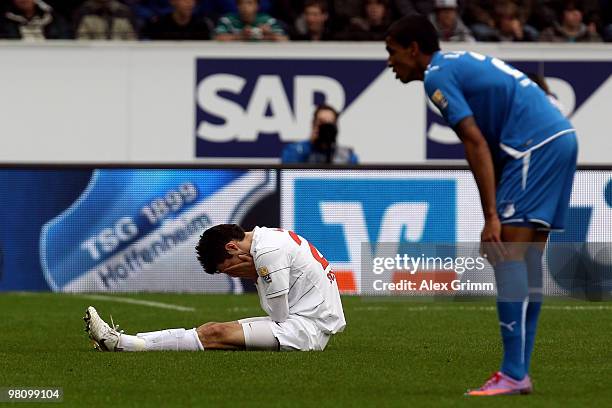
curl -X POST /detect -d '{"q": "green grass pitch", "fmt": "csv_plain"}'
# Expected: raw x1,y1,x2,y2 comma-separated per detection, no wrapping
1,293,610,407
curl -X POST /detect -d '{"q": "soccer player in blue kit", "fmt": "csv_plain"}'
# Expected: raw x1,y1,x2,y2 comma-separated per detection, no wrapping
385,15,577,396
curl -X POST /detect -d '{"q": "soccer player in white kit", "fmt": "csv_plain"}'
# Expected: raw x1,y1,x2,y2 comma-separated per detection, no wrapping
84,224,346,352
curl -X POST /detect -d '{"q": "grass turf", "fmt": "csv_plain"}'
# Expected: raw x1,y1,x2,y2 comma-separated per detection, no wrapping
0,293,610,407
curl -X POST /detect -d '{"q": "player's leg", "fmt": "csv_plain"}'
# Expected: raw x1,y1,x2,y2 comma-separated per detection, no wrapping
466,225,535,396
524,231,548,374
196,318,279,350
468,133,577,395
84,306,203,352
522,133,577,374
524,134,577,373
85,306,279,351
469,152,541,395
495,225,536,383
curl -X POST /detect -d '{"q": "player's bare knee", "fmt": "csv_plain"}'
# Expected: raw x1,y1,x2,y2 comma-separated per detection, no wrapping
196,322,217,344
199,322,229,345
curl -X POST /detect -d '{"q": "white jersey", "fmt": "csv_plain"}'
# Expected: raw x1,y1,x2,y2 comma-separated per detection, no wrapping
250,227,346,334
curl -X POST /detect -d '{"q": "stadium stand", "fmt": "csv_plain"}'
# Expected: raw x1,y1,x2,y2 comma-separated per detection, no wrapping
1,0,610,41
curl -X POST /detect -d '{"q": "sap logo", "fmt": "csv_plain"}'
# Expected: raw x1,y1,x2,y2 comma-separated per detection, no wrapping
195,58,386,158
292,178,456,263
196,74,345,143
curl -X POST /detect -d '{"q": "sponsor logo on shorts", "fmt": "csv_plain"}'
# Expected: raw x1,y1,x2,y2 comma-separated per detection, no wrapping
501,203,516,219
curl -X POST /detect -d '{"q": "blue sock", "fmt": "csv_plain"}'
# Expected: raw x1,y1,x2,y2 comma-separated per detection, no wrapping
525,246,544,374
494,260,529,381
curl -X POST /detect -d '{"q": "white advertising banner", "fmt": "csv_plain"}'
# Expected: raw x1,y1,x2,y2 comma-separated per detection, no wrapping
0,42,610,164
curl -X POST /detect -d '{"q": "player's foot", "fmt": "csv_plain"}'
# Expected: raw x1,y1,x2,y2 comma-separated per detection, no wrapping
83,306,123,352
465,371,533,396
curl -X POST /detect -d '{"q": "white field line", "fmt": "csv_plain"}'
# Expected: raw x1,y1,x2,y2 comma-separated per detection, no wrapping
77,294,195,312
10,293,610,312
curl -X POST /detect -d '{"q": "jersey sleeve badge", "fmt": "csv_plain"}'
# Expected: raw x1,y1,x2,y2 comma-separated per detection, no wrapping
432,89,449,110
258,266,272,283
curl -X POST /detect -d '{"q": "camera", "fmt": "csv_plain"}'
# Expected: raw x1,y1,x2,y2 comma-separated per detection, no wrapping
313,123,338,163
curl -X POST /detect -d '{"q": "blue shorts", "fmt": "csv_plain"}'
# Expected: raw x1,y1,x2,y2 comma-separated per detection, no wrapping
496,132,578,231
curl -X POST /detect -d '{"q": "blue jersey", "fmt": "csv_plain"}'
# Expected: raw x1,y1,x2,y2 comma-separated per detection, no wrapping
424,51,574,161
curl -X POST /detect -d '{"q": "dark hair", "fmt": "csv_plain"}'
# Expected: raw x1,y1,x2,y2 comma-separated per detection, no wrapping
196,224,245,274
304,0,328,13
385,14,440,54
312,103,339,124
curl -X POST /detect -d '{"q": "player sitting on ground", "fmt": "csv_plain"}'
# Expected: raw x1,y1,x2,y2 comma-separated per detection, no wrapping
84,224,346,352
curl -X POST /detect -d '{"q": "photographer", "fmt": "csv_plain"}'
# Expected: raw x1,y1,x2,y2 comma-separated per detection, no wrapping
281,104,359,164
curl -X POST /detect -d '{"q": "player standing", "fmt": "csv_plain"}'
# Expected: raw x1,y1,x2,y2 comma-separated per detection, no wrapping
385,15,577,395
85,225,345,352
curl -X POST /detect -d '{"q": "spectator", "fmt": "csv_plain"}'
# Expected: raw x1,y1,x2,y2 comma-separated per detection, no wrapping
330,0,361,22
603,0,612,41
44,0,86,22
539,0,602,41
75,0,137,39
528,0,600,31
464,0,534,41
290,0,334,41
270,0,305,27
214,0,288,41
529,0,563,30
389,0,436,17
124,0,173,30
491,1,539,41
142,0,212,40
281,104,358,164
335,0,393,41
0,0,71,40
429,0,474,42
200,0,272,21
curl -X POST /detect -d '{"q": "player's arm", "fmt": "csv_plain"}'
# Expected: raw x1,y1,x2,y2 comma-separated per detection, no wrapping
455,117,497,222
255,248,291,322
425,69,505,257
455,117,505,257
266,294,289,322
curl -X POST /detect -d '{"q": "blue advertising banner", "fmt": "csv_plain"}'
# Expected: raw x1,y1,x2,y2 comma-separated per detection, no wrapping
0,168,277,292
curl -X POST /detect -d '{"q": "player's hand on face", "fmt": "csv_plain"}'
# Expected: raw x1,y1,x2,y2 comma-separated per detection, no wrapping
480,215,508,265
223,254,257,280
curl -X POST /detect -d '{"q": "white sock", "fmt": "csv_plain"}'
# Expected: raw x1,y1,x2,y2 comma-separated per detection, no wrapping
118,334,146,352
135,328,204,351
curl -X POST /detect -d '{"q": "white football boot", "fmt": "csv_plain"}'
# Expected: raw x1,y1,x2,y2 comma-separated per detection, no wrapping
83,306,123,351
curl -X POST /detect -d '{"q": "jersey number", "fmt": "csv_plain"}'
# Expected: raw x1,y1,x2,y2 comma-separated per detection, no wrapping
277,228,336,283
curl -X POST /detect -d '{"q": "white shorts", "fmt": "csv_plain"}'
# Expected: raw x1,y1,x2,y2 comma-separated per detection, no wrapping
238,315,331,351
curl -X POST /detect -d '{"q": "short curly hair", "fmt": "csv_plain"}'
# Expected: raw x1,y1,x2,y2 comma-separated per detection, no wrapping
195,224,246,274
386,14,440,55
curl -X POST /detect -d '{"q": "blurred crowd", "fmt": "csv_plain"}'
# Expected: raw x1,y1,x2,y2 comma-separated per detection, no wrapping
0,0,611,42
